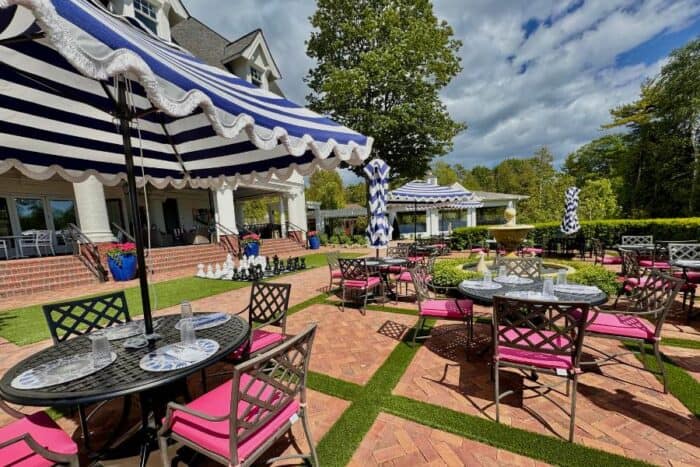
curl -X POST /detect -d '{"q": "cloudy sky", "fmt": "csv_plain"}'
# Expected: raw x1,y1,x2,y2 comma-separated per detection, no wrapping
184,0,700,170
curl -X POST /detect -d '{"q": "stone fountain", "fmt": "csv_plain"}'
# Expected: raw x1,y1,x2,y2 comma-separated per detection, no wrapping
488,202,534,256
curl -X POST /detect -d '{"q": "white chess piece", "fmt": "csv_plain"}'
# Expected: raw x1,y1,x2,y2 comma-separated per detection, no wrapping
223,268,233,280
206,264,214,279
196,264,205,278
225,253,232,265
214,263,222,278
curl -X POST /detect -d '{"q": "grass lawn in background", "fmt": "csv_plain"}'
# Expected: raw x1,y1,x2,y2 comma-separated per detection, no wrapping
0,251,362,346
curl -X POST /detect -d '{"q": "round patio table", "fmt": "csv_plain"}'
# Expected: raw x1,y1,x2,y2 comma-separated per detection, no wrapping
0,313,249,465
458,280,608,306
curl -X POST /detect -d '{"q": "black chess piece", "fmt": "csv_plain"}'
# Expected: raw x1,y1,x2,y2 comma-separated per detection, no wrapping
241,268,248,281
300,257,307,269
232,268,240,281
293,257,299,270
265,260,272,276
255,264,263,279
286,257,292,271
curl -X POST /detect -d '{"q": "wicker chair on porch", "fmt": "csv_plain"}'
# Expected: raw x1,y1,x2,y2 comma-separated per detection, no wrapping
158,324,319,467
582,269,682,393
492,296,589,442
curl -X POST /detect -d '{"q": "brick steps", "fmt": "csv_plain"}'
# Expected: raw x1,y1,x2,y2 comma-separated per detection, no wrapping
0,238,309,299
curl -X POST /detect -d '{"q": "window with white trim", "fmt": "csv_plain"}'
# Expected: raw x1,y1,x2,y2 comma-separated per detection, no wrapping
250,67,263,87
134,0,158,34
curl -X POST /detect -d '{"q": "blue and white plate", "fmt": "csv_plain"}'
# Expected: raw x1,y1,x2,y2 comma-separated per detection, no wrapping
494,275,534,285
139,339,219,372
174,313,230,331
460,280,502,290
11,352,117,390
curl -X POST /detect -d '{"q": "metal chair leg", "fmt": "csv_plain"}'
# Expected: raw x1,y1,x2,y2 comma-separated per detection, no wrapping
341,286,345,312
654,343,668,393
569,374,578,442
494,362,500,423
301,406,320,467
412,317,425,346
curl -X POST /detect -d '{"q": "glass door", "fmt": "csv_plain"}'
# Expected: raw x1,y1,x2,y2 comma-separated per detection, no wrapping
0,198,10,237
49,200,76,248
15,198,47,232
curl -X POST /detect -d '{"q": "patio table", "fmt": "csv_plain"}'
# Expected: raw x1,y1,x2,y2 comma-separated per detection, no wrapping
365,257,409,301
0,235,25,258
458,280,608,306
0,313,249,466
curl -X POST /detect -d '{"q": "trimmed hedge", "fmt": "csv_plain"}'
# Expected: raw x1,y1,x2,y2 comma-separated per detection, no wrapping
451,217,700,249
431,258,483,288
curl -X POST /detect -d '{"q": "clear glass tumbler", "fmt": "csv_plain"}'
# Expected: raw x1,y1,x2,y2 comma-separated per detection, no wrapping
91,330,112,368
180,318,196,346
483,271,492,284
498,265,506,278
557,269,567,285
181,301,193,321
542,278,555,297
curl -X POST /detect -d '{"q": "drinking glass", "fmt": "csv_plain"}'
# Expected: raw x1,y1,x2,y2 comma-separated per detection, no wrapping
181,301,193,321
498,265,506,279
557,269,567,285
542,278,554,297
483,271,492,284
180,318,196,346
90,330,112,368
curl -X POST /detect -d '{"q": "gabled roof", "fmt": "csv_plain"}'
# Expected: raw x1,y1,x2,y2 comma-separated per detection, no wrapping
222,29,282,79
170,17,228,69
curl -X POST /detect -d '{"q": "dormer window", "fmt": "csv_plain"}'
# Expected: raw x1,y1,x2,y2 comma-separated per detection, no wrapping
134,0,158,34
250,67,263,87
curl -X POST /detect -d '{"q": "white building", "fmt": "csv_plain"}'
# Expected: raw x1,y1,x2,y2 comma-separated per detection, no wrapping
0,0,308,253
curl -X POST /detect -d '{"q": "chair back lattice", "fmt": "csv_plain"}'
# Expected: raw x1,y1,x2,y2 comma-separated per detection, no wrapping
668,243,700,262
386,246,407,258
494,256,543,280
591,238,605,262
620,249,641,278
621,235,653,245
338,258,370,281
492,297,588,366
623,270,683,335
228,324,317,466
247,282,291,330
42,291,130,344
326,251,340,270
410,266,433,303
424,253,438,274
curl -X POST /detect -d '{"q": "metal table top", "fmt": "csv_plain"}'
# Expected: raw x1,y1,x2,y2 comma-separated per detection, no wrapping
0,313,249,407
458,280,608,306
365,257,409,267
669,260,700,270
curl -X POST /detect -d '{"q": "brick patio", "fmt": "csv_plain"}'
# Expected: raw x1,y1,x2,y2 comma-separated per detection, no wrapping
0,252,699,466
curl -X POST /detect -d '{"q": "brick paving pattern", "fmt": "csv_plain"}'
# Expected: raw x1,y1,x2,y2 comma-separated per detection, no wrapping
348,412,550,466
393,322,700,466
286,304,417,385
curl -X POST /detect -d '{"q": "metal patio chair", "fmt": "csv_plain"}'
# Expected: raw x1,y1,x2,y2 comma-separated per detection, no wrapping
338,257,382,314
158,324,319,467
492,296,589,442
20,229,55,257
493,256,543,280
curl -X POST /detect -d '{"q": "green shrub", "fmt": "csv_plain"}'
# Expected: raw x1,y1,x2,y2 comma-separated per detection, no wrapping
452,217,700,249
318,233,329,245
329,234,340,245
432,259,483,287
568,263,619,296
352,234,366,245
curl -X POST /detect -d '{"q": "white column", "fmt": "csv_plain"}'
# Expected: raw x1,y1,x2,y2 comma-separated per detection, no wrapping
279,196,287,237
469,208,477,226
72,176,116,243
426,208,439,237
214,186,238,235
286,188,308,239
316,207,324,233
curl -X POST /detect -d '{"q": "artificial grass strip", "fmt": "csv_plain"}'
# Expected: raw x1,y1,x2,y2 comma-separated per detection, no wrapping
628,344,700,418
316,402,381,467
660,336,700,350
308,371,364,401
384,396,651,467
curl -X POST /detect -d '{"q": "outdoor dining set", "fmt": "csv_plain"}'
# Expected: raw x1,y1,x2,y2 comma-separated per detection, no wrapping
0,229,58,259
0,282,319,467
328,238,686,442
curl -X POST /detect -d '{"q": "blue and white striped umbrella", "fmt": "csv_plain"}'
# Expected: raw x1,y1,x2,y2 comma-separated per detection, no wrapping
363,159,391,249
560,187,581,235
0,0,372,188
387,180,473,204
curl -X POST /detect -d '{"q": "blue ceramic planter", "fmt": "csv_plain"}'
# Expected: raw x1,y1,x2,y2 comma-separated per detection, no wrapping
308,236,320,250
244,242,260,257
108,254,137,281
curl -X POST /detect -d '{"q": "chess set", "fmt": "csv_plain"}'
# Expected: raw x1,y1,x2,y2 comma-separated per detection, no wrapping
195,253,306,281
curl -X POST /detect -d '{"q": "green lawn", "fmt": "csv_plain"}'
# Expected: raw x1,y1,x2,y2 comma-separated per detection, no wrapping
0,252,361,346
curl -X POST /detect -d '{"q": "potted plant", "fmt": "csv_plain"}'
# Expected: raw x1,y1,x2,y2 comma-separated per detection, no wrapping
307,231,321,250
106,242,137,281
241,233,261,257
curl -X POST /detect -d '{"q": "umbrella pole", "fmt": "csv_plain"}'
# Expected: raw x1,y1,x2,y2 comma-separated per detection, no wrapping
116,79,154,337
413,201,417,240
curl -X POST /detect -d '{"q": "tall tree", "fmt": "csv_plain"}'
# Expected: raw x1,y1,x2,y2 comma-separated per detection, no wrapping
432,161,459,185
305,170,346,209
563,135,626,187
578,178,620,220
345,182,368,205
305,0,465,183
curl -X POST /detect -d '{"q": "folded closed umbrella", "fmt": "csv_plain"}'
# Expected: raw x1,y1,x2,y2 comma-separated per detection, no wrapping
364,159,391,251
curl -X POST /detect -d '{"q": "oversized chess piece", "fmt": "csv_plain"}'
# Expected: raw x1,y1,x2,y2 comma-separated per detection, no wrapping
206,264,214,279
300,257,307,269
286,257,292,271
196,264,205,278
265,260,273,276
255,264,263,280
214,263,222,278
232,267,240,281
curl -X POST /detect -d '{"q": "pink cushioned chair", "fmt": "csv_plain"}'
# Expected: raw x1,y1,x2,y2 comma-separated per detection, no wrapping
591,239,622,266
338,258,382,315
492,296,589,442
0,400,79,467
158,324,319,467
583,269,682,393
232,282,291,360
668,242,700,321
410,267,473,345
326,251,343,291
396,253,436,301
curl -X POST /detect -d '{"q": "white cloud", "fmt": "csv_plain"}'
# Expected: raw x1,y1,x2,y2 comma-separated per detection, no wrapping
183,0,700,169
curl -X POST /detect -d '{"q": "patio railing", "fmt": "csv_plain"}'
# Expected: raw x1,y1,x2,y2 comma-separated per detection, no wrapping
66,223,108,282
213,221,240,256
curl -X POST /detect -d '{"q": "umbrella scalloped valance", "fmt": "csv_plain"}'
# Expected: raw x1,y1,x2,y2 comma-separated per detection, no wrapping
0,0,373,188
